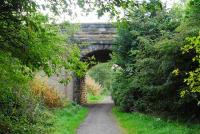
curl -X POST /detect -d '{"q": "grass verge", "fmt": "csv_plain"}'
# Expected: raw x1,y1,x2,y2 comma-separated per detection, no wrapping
113,107,200,134
49,104,88,134
87,94,105,103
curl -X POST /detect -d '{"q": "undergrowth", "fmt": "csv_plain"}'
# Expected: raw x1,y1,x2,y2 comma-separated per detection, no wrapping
113,107,200,134
48,103,88,134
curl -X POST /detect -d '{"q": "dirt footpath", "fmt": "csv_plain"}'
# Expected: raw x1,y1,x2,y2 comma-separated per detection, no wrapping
77,96,122,134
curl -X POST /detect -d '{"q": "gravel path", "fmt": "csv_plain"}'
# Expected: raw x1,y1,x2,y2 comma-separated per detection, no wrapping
77,96,122,134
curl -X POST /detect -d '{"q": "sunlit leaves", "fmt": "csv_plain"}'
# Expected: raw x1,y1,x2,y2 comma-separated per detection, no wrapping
181,34,200,101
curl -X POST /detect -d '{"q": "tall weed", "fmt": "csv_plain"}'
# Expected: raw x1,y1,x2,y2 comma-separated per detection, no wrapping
30,75,67,108
85,76,102,96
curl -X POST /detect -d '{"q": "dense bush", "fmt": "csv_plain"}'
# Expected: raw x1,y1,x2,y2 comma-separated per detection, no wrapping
0,52,52,134
111,0,200,120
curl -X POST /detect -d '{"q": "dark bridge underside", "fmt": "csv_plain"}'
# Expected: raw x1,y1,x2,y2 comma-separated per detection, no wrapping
82,49,112,64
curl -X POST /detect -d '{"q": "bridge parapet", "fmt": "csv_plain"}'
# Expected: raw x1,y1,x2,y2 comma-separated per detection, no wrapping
72,23,117,45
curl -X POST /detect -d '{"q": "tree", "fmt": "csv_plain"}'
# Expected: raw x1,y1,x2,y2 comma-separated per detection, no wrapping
0,1,88,133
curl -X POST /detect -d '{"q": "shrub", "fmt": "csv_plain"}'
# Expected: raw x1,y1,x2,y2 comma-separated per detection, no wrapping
30,75,67,108
85,75,102,96
0,52,51,134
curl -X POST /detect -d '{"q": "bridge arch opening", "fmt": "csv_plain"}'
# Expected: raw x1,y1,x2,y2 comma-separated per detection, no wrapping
79,49,113,104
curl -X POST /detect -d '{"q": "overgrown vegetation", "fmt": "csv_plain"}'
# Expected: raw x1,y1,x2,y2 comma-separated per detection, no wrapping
108,0,200,121
0,0,87,133
30,75,67,108
0,52,49,133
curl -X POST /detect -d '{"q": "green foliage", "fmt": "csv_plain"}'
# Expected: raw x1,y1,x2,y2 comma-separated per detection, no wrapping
1,0,87,77
113,107,200,134
0,0,87,133
0,51,51,134
110,0,200,120
66,46,88,78
181,34,200,103
76,0,131,17
112,0,180,111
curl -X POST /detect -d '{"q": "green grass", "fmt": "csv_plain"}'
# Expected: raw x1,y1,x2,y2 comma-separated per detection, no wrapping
113,107,200,134
49,104,88,134
87,94,105,103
